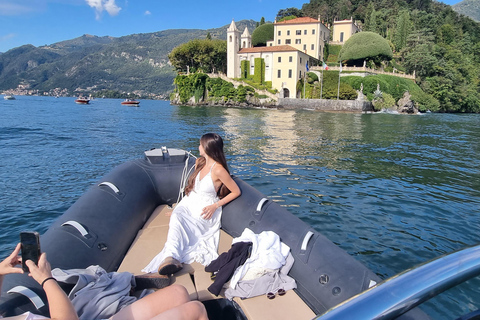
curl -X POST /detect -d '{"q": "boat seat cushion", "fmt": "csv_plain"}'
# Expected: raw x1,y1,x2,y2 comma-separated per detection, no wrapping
118,205,315,320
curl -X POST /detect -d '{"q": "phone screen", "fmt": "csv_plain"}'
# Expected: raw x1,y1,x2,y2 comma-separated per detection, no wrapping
20,231,41,272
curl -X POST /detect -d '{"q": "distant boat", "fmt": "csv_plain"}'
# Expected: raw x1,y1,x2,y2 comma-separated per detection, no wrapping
4,95,15,100
75,97,90,104
121,99,140,106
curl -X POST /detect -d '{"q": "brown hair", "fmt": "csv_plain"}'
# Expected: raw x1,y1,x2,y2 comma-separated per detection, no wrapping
184,133,231,199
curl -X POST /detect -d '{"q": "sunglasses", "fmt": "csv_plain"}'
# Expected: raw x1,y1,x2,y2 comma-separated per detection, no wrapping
266,288,286,300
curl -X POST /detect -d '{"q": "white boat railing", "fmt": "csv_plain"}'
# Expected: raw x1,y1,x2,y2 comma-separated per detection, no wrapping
316,244,480,320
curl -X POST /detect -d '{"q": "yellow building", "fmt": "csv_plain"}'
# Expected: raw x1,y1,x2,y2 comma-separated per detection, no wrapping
273,16,330,61
227,20,313,99
237,46,310,98
331,18,361,44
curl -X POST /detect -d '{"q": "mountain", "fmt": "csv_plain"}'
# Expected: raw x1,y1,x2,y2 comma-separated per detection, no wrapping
453,0,480,22
0,20,257,98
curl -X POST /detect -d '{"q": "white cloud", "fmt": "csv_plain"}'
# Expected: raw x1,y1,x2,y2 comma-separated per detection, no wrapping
85,0,121,20
144,10,151,15
0,2,36,15
0,33,16,41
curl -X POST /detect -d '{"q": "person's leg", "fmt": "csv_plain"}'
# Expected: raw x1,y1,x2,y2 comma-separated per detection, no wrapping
111,285,190,320
150,301,208,320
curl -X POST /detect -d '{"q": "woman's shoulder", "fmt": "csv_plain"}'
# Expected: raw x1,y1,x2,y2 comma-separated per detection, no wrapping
212,163,228,176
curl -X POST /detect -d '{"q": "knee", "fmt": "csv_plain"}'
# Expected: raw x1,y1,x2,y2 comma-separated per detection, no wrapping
169,284,190,302
187,301,208,319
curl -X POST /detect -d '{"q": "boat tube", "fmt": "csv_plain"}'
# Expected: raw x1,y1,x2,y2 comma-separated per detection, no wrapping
0,148,434,319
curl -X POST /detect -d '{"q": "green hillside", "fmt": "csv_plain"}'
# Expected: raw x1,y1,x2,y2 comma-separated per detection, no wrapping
0,20,257,98
298,0,480,112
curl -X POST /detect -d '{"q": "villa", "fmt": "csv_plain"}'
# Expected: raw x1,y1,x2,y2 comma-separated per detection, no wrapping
227,17,331,99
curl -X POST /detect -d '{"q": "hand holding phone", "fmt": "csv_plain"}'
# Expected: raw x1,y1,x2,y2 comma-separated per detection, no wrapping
20,231,41,272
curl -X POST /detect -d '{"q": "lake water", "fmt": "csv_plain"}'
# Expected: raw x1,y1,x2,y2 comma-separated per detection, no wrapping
1,96,479,318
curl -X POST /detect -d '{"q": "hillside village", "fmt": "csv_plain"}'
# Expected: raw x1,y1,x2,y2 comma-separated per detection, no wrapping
1,0,479,113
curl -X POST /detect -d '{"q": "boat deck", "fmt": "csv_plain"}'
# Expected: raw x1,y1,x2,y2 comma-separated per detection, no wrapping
118,205,316,320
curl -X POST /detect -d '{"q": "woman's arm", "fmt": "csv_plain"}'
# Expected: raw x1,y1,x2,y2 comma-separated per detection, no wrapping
201,166,241,219
214,166,241,207
26,253,79,320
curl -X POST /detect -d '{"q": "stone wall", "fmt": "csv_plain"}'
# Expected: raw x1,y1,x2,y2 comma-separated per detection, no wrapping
278,98,373,112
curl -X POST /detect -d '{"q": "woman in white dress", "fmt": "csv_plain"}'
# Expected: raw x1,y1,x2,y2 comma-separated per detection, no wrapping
142,133,241,275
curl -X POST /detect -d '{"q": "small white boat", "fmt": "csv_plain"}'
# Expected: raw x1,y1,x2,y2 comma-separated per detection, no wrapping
75,97,90,104
4,95,15,100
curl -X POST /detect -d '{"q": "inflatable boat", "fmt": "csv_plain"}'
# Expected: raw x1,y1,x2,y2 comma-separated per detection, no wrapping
1,148,479,319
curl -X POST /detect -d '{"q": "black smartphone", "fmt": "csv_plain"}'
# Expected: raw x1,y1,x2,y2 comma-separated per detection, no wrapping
20,231,41,272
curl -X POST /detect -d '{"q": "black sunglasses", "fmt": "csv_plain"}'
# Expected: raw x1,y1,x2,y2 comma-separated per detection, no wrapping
266,288,286,300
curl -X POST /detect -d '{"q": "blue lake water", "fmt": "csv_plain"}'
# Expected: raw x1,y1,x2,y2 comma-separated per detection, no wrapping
1,95,479,318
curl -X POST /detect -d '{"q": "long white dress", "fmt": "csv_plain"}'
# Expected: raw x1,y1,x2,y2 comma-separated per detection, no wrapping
142,163,222,273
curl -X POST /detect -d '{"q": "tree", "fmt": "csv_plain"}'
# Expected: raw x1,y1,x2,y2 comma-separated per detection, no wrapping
276,7,304,20
393,10,412,51
339,32,393,66
368,9,378,33
251,23,274,47
206,32,212,40
168,39,227,74
260,17,265,25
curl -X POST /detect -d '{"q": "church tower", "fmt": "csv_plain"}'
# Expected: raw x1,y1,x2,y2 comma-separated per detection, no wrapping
227,20,240,79
241,27,252,49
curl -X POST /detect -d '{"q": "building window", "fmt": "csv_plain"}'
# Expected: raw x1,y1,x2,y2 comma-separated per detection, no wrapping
278,57,281,63
278,31,281,36
299,70,302,78
287,30,290,36
296,30,301,35
340,32,344,42
289,56,292,62
320,31,322,37
229,36,232,42
288,69,292,78
295,39,302,44
304,30,307,35
311,44,314,50
312,29,315,35
278,39,281,44
277,70,281,78
300,58,302,63
286,39,291,44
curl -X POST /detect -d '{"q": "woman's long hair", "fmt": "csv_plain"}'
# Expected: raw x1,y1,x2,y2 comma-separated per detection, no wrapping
184,133,231,199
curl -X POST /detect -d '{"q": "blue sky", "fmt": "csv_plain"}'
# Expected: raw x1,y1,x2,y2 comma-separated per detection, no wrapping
0,0,462,53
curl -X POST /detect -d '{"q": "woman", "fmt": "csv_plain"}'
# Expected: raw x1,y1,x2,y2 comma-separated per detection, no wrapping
0,245,208,320
142,133,241,275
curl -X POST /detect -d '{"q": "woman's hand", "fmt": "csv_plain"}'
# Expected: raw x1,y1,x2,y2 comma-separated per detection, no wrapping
201,203,218,220
26,252,53,286
0,243,24,276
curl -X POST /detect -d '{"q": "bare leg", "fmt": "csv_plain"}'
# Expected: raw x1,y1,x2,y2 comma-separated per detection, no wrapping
150,301,208,320
112,285,192,320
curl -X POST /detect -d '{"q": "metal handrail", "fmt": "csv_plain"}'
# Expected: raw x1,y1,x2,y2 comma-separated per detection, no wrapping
316,244,480,320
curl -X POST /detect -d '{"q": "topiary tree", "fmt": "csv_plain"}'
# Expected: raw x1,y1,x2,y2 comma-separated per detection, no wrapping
252,24,274,47
339,32,393,67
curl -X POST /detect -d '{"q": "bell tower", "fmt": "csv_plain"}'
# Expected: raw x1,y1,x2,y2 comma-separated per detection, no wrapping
241,27,252,49
227,20,240,79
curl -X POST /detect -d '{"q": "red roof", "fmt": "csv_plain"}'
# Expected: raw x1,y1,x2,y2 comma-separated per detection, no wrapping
275,17,319,25
238,45,301,54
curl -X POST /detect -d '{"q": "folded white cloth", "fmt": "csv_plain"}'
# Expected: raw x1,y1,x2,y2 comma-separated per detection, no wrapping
229,228,290,289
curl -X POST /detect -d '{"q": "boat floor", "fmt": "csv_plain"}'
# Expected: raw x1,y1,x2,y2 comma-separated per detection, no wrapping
118,205,316,320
